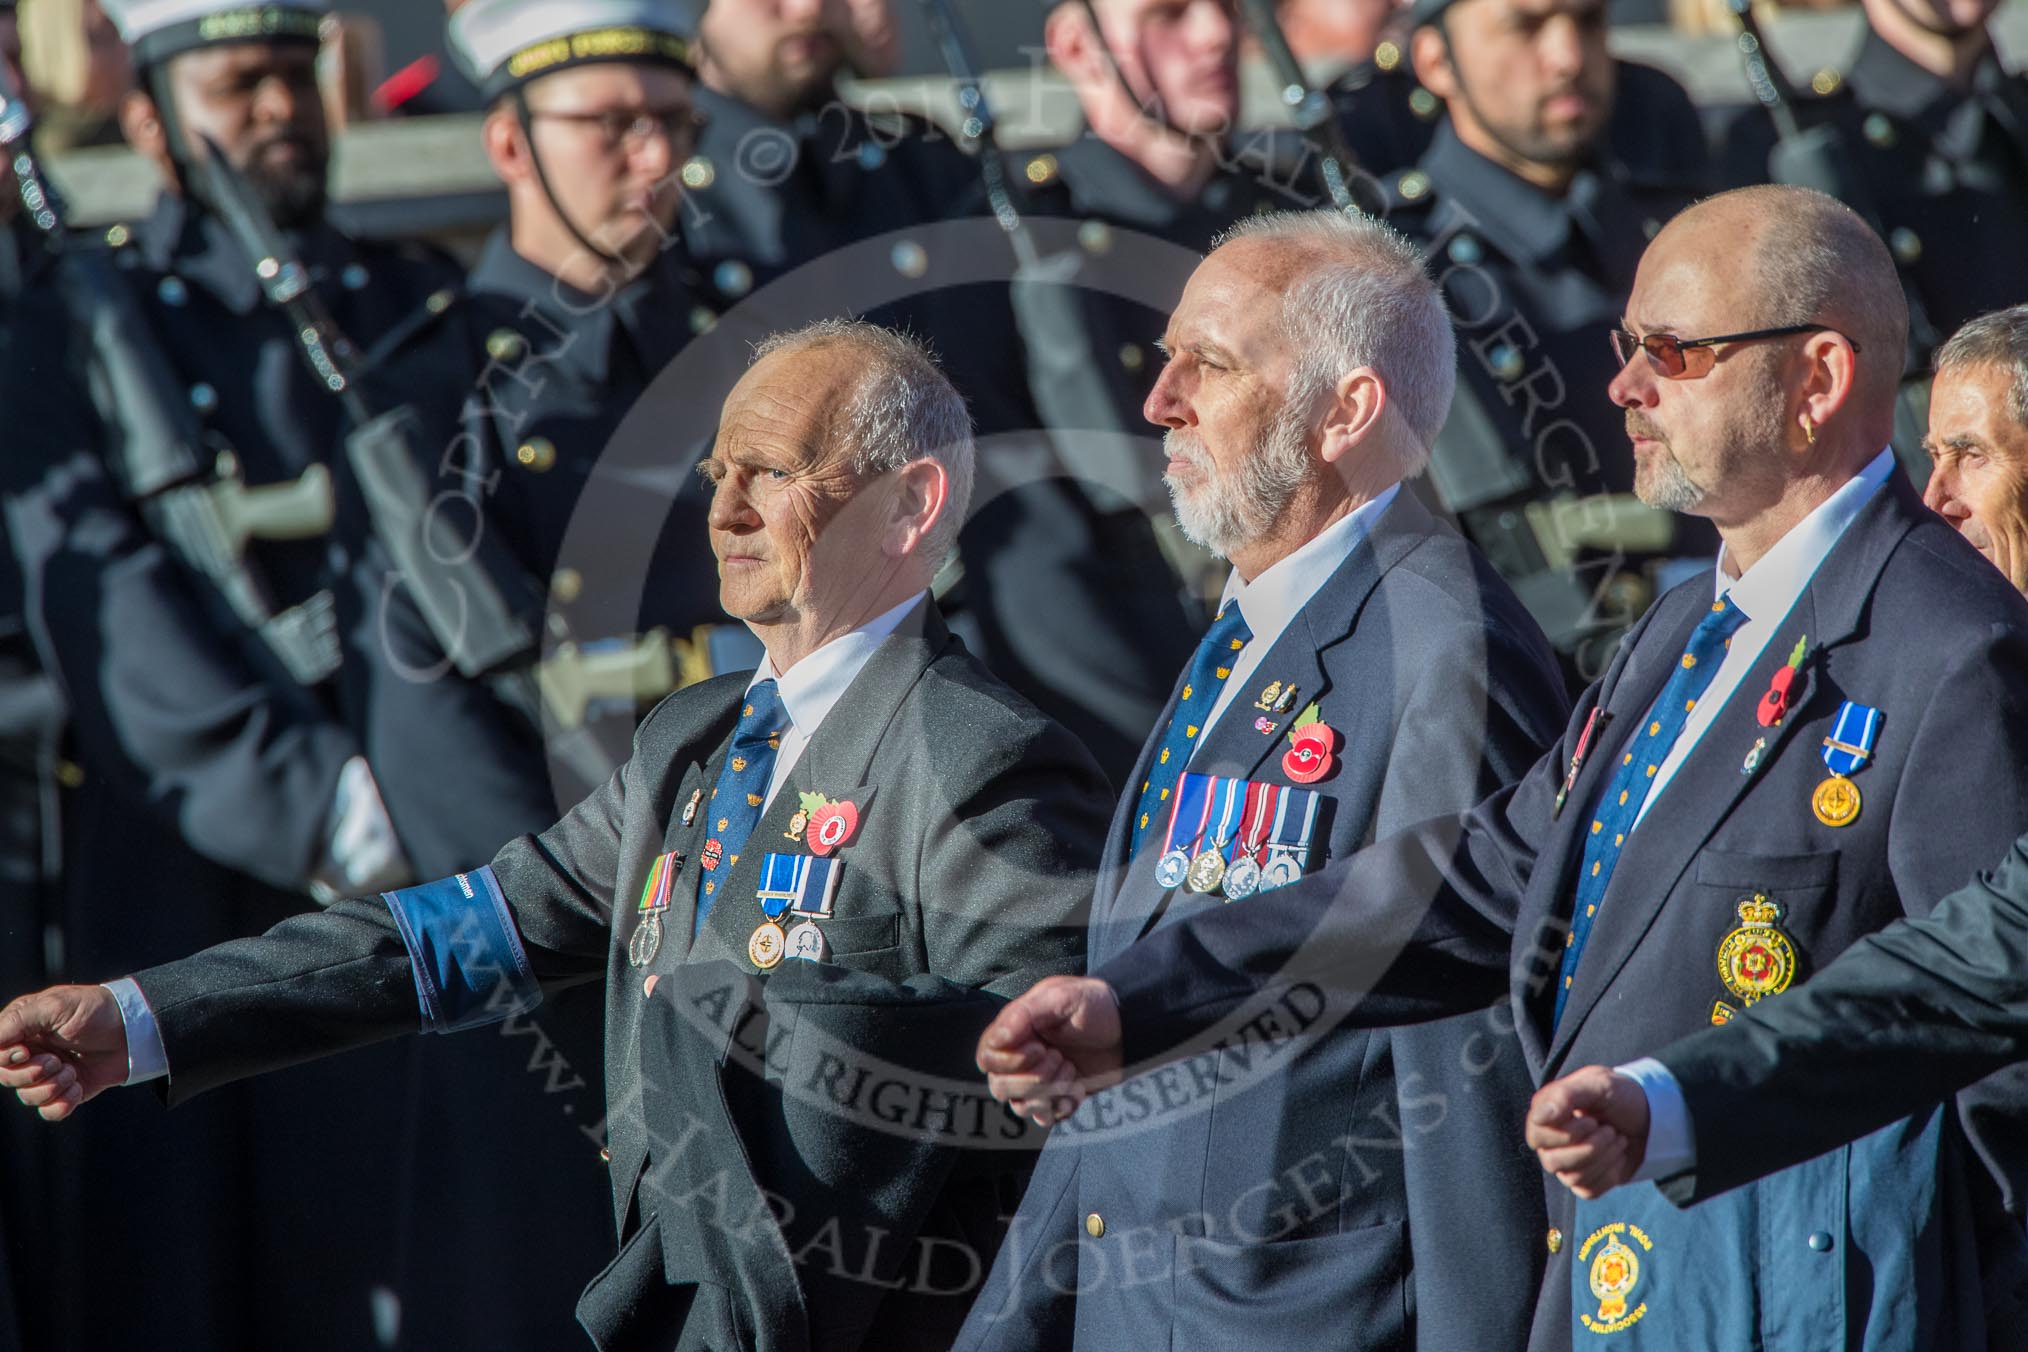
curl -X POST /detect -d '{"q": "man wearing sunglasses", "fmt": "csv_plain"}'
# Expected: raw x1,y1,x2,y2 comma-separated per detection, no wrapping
1379,0,1716,687
974,183,2028,1349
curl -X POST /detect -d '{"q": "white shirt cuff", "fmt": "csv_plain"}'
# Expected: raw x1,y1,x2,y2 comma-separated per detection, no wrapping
103,978,169,1086
1617,1056,1694,1184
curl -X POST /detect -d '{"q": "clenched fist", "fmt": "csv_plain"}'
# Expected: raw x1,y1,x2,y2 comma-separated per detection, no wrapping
0,984,130,1121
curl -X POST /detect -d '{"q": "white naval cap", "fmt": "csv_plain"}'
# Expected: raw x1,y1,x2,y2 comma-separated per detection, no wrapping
449,0,700,101
100,0,329,67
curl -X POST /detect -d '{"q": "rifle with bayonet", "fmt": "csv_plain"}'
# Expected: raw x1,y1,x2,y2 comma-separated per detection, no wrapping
189,135,677,773
1724,0,1941,367
1235,0,1380,215
1,62,342,687
914,0,1176,518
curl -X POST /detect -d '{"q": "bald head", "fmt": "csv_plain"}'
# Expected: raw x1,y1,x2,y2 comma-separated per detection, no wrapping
1665,185,1907,406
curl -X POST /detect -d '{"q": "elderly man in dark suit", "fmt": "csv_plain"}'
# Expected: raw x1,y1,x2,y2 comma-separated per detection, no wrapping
957,211,1570,1352
0,320,1113,1352
975,185,2028,1349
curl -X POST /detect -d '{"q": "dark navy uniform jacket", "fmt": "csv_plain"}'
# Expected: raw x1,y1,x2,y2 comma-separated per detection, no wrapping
1099,470,2028,1350
1382,117,1713,684
673,84,1215,782
1715,28,2028,370
959,491,1570,1352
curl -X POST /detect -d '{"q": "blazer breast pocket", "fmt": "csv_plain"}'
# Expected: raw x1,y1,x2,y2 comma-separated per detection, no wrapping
1693,848,1839,1008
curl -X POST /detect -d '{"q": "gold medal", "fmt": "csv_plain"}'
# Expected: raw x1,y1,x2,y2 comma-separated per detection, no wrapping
1716,894,1798,1005
785,809,809,841
1184,846,1227,894
748,920,787,970
1811,773,1860,827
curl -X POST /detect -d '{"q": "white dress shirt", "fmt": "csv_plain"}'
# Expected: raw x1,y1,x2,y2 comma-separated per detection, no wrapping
1615,447,1895,1184
109,593,930,1087
1200,484,1400,741
746,592,920,811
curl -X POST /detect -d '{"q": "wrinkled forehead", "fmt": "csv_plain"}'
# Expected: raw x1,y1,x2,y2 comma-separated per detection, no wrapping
718,347,863,464
1171,241,1300,364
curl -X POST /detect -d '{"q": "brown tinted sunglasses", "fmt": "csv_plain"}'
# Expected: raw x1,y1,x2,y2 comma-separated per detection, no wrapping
1610,324,1862,380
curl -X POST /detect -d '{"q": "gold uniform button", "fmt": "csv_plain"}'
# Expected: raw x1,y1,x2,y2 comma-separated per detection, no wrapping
1374,40,1400,71
105,224,132,248
1811,67,1843,96
487,328,527,361
1118,343,1144,372
1085,1212,1105,1239
681,156,716,190
551,568,583,604
1397,170,1430,202
1889,227,1922,265
1409,87,1440,121
1025,153,1059,186
55,760,86,790
1547,1227,1564,1254
516,438,557,472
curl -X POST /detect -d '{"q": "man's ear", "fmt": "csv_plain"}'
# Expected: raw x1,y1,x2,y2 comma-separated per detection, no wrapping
1410,25,1457,103
1318,368,1388,465
481,103,530,187
1044,2,1103,88
119,87,173,176
887,458,949,558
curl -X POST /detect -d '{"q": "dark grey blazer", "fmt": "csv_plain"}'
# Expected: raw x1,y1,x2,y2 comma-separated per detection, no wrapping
131,600,1112,1350
959,491,1571,1352
1097,472,2028,1350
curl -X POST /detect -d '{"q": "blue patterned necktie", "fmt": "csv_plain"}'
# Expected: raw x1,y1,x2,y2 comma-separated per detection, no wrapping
1553,597,1750,1027
695,679,787,932
1128,604,1254,860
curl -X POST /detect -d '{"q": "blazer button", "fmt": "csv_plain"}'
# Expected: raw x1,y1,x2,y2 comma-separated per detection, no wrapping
599,1146,612,1164
1807,1231,1833,1253
1546,1227,1564,1255
1084,1213,1105,1239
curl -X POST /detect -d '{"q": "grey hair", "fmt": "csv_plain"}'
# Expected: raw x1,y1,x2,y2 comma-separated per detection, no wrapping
1935,305,2028,428
1211,210,1457,479
750,319,977,559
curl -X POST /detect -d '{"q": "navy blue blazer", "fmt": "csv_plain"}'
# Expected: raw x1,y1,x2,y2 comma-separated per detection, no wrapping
1100,471,2028,1350
958,490,1570,1352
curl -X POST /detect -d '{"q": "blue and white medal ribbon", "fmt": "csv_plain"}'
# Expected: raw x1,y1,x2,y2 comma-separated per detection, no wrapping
1259,787,1321,891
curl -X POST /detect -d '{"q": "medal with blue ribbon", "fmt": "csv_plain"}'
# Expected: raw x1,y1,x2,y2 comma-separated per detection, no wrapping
1186,777,1245,894
1812,700,1880,828
1259,785,1321,891
1154,773,1216,889
751,853,839,969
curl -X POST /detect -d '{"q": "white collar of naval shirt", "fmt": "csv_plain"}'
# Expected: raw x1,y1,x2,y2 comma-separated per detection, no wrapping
742,591,924,806
1216,482,1402,644
1714,447,1896,618
1204,483,1400,736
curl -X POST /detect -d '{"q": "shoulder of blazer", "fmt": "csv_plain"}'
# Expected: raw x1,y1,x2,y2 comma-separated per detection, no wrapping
1874,510,2028,634
631,672,752,765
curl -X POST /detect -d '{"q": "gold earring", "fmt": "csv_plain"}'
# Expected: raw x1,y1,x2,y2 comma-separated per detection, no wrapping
1801,414,1816,446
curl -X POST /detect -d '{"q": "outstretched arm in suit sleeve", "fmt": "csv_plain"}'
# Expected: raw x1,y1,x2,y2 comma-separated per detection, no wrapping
1655,621,2028,1206
1639,834,2028,1199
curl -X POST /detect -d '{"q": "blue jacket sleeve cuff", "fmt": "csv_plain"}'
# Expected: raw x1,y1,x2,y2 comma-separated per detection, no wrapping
383,867,543,1034
1618,1056,1696,1184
